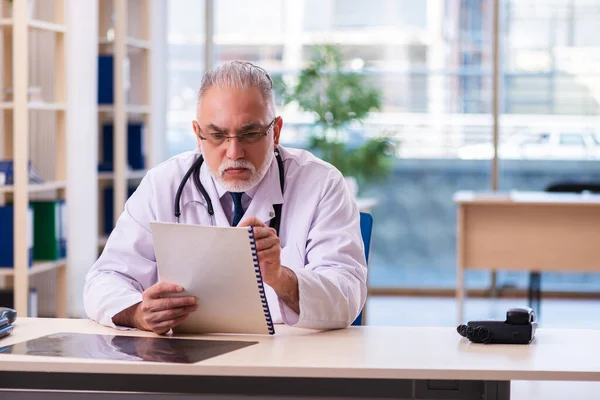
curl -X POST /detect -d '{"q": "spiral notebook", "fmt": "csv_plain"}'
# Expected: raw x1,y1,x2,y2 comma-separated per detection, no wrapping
150,222,275,335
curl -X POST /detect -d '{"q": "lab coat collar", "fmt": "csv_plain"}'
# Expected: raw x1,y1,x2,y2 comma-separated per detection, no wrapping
196,159,231,227
243,155,284,225
191,153,284,226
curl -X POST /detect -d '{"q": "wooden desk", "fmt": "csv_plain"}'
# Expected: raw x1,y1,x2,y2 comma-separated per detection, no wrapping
454,191,600,323
1,318,600,399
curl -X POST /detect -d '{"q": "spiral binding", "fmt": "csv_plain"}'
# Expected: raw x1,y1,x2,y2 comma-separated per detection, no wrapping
248,227,275,335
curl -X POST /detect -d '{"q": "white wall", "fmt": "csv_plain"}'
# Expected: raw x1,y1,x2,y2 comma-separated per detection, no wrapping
62,0,168,317
66,0,99,317
151,0,168,164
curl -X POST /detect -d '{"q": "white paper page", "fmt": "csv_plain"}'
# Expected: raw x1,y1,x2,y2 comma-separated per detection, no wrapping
150,222,274,335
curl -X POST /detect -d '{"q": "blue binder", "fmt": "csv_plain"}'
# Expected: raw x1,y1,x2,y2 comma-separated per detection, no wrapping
98,55,114,104
102,186,137,235
0,160,44,185
0,205,34,267
100,123,145,171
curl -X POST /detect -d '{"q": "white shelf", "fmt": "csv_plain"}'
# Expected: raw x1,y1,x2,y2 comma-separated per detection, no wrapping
126,37,151,49
98,235,109,248
0,259,66,278
4,2,69,319
0,181,67,194
98,36,151,50
126,104,151,114
28,102,67,111
0,19,66,33
0,102,67,111
97,105,113,113
28,20,67,33
98,170,147,180
127,170,147,179
98,104,151,114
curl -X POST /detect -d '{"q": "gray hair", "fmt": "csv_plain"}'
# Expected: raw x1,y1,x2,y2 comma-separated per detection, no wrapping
197,61,275,113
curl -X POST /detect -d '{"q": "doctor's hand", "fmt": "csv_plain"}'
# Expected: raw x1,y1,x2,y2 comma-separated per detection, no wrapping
134,283,197,335
238,217,282,286
238,217,301,315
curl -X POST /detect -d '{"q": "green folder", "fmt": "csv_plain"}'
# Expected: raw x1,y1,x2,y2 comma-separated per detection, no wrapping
31,200,67,261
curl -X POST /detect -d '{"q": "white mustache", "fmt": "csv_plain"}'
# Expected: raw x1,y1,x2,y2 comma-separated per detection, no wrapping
218,159,256,176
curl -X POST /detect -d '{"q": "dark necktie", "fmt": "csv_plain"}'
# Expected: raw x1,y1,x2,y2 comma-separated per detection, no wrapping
230,192,245,226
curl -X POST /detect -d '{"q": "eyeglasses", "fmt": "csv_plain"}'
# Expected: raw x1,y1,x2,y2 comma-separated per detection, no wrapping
198,118,277,146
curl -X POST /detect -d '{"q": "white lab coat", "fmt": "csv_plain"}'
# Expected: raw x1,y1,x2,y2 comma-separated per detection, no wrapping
84,145,367,330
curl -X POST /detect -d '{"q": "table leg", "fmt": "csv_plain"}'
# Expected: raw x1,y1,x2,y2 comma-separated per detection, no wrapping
457,205,466,324
56,264,68,318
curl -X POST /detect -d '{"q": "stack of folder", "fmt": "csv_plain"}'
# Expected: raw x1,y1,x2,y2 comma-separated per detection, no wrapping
102,187,136,234
31,200,67,260
0,200,67,267
0,160,45,186
99,123,145,172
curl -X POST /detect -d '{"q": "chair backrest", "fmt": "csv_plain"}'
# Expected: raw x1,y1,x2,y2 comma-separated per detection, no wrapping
351,212,373,326
545,181,600,194
360,212,374,263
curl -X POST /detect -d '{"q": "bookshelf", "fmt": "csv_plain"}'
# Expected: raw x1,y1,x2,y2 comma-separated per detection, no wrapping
0,0,68,317
97,0,152,250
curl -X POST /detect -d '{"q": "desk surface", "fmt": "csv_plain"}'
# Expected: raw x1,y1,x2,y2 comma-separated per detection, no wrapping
1,318,600,382
454,190,600,205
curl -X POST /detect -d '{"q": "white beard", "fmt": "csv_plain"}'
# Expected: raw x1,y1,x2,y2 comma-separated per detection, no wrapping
208,139,275,193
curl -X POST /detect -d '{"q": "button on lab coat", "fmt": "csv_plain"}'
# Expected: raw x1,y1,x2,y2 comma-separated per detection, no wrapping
84,146,368,330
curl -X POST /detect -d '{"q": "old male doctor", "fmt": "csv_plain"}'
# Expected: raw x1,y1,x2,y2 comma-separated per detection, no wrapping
84,61,367,334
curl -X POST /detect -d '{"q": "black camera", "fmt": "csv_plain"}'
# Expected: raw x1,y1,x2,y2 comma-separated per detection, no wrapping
457,307,537,344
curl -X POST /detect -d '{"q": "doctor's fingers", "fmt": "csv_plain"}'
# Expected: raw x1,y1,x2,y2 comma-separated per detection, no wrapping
145,304,198,325
257,246,280,263
142,296,197,312
144,282,185,299
150,314,191,335
238,216,267,228
252,226,277,240
255,235,280,252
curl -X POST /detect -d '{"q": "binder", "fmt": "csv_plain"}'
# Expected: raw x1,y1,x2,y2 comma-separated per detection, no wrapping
0,288,38,317
0,205,34,267
31,200,67,260
150,222,275,335
102,186,137,235
0,160,44,186
98,55,114,104
100,123,145,171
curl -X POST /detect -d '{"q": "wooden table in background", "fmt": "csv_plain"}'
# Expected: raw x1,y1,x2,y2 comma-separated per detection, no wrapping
454,191,600,323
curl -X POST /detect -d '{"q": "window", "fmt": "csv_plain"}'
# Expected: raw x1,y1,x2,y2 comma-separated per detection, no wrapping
166,0,206,157
520,133,550,146
499,0,600,292
166,0,600,293
559,133,585,147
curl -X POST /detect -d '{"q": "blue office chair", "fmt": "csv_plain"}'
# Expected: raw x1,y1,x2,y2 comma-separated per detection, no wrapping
351,212,373,326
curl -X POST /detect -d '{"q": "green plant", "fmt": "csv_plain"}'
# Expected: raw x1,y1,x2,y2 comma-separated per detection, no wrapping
275,45,395,186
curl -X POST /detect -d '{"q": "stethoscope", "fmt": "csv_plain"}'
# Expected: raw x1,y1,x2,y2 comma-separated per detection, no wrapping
173,148,285,235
